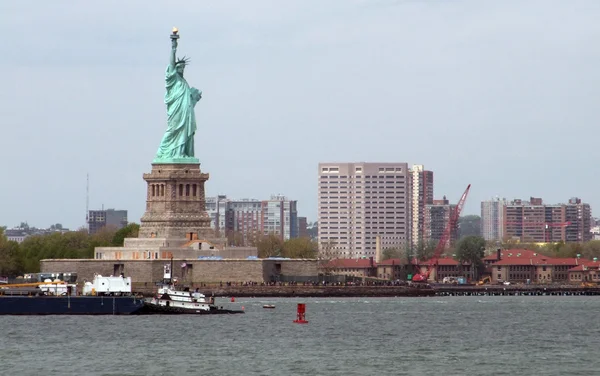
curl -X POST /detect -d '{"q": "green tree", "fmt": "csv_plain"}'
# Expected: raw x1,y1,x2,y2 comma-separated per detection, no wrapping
458,215,481,238
112,223,140,246
256,234,283,258
382,247,402,260
282,238,317,259
416,239,437,261
581,241,600,260
455,235,486,280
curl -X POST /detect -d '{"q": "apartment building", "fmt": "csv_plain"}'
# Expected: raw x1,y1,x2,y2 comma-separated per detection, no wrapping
408,165,434,246
425,197,457,245
317,162,410,258
206,195,229,235
260,195,298,240
224,199,263,244
503,197,592,243
481,197,507,242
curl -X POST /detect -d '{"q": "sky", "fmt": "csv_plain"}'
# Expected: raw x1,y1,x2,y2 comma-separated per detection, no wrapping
1,0,600,230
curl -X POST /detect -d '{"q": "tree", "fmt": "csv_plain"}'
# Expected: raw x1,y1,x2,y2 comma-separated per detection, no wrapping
282,238,317,259
0,240,23,277
382,246,402,261
581,241,600,260
317,239,337,275
416,239,437,261
455,235,486,280
255,234,283,258
458,215,481,238
112,223,140,246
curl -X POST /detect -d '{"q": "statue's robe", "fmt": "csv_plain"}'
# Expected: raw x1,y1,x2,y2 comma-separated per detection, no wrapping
155,64,201,160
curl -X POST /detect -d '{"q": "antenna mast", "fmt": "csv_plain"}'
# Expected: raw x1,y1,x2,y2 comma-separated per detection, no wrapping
86,173,89,224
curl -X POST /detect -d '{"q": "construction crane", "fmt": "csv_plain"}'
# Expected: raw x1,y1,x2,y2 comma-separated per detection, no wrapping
504,221,571,242
411,184,471,283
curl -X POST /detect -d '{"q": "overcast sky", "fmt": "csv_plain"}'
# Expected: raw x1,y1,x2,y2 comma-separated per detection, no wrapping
1,0,599,230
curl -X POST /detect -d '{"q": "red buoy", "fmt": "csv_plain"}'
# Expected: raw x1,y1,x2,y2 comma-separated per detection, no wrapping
231,297,235,302
293,303,308,324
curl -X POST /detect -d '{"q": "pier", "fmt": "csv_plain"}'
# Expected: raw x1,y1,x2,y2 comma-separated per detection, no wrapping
433,285,600,296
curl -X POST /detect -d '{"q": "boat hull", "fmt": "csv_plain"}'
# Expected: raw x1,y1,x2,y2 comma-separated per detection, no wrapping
139,302,244,315
0,296,145,315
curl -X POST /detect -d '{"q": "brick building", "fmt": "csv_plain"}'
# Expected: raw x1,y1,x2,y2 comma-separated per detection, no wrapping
502,197,592,243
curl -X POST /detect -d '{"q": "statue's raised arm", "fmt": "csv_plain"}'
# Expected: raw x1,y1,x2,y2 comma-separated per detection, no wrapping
170,27,178,67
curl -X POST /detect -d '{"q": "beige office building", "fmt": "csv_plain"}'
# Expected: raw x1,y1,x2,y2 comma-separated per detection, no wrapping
318,162,410,258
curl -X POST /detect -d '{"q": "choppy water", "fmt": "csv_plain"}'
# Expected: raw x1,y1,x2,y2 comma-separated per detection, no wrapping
1,296,599,375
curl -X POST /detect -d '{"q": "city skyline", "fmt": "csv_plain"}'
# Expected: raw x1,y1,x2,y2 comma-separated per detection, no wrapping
2,1,600,229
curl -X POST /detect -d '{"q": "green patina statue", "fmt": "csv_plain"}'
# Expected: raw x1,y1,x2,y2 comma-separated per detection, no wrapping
153,28,201,164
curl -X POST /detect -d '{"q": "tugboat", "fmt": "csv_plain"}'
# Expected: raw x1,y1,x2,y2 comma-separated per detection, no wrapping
140,260,244,315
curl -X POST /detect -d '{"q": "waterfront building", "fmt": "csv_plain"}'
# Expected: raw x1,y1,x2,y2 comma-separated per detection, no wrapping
317,162,410,258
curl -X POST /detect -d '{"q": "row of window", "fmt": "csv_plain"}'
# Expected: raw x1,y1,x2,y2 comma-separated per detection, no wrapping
150,184,201,197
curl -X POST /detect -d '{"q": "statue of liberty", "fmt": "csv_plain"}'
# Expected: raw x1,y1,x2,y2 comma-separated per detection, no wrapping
154,28,202,163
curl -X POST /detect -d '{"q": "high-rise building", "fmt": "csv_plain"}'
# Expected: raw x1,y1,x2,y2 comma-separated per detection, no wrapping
409,165,434,246
425,196,457,246
206,195,229,235
225,199,262,245
318,162,410,258
503,197,591,243
261,195,298,240
88,209,128,234
481,197,507,242
298,217,309,238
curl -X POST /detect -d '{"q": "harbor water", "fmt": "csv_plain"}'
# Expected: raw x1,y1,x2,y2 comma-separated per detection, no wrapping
1,296,599,375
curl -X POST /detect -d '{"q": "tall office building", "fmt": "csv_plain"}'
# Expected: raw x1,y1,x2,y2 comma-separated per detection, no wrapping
409,165,434,246
317,162,410,258
481,197,507,242
87,209,128,234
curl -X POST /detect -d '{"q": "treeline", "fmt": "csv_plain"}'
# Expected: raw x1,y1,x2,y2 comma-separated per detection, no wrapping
0,224,139,277
255,234,317,259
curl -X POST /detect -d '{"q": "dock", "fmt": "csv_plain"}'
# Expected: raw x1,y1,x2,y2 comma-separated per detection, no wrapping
433,285,600,296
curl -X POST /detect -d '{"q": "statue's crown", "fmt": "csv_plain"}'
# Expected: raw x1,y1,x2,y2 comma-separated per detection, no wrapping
176,56,191,66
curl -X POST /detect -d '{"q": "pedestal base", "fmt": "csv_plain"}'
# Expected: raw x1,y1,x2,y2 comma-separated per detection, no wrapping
138,163,212,239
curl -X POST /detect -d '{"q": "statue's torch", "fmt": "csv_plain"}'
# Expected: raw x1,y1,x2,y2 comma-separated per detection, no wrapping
171,27,179,40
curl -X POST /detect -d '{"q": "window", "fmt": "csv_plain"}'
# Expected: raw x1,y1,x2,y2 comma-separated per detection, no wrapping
179,184,183,196
193,184,197,196
186,184,190,196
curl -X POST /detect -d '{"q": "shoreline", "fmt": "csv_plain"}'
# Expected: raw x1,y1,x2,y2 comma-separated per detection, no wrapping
132,284,600,298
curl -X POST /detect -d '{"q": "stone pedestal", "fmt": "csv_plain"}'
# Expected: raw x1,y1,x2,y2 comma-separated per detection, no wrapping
138,163,213,239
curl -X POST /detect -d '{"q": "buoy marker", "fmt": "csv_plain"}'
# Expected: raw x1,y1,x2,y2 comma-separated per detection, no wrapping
293,303,308,324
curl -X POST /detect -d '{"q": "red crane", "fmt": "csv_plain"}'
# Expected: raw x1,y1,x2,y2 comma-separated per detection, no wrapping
411,184,471,283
